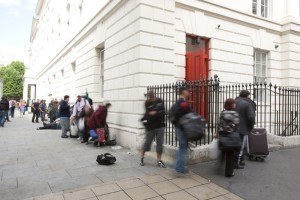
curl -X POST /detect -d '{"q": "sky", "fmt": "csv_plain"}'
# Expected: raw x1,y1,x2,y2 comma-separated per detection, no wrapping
0,0,37,66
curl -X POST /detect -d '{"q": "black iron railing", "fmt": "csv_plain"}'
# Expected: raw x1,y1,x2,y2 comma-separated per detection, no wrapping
148,79,300,147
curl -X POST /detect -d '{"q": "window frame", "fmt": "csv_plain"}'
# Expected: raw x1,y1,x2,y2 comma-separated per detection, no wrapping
253,50,268,102
252,0,271,18
99,49,105,99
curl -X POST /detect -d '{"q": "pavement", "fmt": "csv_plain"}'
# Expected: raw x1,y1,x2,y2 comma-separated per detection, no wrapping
0,115,243,200
190,147,300,200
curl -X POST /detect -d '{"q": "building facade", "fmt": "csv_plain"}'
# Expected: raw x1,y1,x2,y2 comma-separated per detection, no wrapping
25,0,300,149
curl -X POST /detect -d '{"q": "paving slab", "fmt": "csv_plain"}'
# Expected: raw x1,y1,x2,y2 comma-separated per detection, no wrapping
0,116,243,200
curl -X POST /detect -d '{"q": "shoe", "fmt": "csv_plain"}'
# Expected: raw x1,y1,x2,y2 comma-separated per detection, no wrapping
234,163,244,169
88,137,94,142
61,135,68,138
85,142,89,145
239,160,246,166
81,141,86,143
225,172,235,177
140,158,144,166
176,168,189,174
157,160,166,168
77,137,82,140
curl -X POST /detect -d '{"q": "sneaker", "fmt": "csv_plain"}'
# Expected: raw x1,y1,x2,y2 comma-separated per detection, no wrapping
88,137,94,142
77,137,82,140
140,158,144,166
157,160,166,168
61,135,68,138
234,163,244,169
239,160,246,166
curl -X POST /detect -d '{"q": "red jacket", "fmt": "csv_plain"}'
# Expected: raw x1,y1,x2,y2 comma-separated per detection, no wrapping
88,106,107,129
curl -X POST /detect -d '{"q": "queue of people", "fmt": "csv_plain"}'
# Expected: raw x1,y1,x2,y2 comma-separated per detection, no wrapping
140,87,256,176
29,87,256,177
0,96,28,127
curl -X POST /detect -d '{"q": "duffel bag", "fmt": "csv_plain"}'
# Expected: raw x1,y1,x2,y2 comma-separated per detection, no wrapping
179,112,205,141
96,153,116,165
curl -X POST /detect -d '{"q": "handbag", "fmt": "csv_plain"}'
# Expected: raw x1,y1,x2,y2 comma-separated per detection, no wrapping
96,153,116,165
218,132,242,151
78,117,85,131
96,128,106,142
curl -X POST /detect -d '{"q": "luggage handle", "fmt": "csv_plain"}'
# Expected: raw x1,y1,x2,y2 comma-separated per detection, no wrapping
251,131,266,136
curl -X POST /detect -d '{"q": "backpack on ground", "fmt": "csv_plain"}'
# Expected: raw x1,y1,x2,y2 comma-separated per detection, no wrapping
179,112,205,141
96,153,116,165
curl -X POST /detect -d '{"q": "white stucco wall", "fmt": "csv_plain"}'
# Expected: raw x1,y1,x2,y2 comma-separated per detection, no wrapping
26,0,300,150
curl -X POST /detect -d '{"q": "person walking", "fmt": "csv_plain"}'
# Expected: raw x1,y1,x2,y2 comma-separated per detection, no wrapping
0,97,7,127
3,97,10,122
140,91,166,168
235,90,256,169
71,95,91,140
9,99,15,118
59,95,71,138
19,100,26,117
218,98,240,177
31,100,40,123
39,100,47,122
171,87,192,174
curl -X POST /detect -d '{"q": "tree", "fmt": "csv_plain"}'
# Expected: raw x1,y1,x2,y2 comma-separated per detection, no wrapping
0,61,25,99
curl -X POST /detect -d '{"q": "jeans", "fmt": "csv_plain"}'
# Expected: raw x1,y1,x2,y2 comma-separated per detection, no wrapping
5,111,9,121
10,107,15,118
60,117,70,137
89,129,98,140
175,127,188,173
40,111,46,121
0,111,5,126
32,111,39,122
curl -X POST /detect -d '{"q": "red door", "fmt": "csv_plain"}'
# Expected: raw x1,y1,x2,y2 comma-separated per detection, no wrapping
186,48,209,118
186,49,209,81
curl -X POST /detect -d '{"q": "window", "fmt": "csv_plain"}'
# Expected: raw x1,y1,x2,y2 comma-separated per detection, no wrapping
253,51,268,101
252,0,270,18
99,49,105,98
254,51,267,84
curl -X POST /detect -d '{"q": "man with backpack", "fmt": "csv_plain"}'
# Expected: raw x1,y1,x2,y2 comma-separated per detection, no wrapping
71,95,91,140
170,87,192,174
140,91,166,168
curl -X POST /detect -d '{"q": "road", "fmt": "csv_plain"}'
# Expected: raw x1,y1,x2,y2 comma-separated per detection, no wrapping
190,147,300,200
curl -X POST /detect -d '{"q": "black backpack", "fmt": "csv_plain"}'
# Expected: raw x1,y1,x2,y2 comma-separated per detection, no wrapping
96,153,116,165
179,112,205,141
169,102,181,124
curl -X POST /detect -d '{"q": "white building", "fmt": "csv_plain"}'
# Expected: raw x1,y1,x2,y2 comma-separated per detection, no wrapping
25,0,300,149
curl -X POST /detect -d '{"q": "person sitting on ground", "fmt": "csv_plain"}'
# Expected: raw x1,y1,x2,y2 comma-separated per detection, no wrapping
88,103,111,146
37,119,61,130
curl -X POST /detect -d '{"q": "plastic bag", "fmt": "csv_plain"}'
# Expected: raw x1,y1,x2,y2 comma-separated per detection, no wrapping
208,139,221,159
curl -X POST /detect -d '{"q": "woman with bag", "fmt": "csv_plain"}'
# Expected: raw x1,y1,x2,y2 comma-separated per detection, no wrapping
217,98,241,177
88,103,111,146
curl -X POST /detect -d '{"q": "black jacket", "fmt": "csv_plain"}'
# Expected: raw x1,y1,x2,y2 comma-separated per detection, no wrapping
235,97,255,135
59,100,71,118
141,98,165,131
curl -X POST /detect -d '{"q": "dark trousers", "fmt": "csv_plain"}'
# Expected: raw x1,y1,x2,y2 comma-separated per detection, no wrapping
83,127,90,142
32,111,39,122
224,151,235,177
5,110,9,121
10,107,15,118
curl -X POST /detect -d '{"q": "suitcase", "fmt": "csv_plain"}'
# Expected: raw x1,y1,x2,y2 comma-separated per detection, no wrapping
247,128,269,161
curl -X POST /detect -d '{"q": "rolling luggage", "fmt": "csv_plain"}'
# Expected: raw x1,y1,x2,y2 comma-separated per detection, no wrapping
247,128,269,161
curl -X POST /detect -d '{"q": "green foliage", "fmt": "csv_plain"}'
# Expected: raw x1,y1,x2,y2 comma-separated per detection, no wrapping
0,61,26,98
